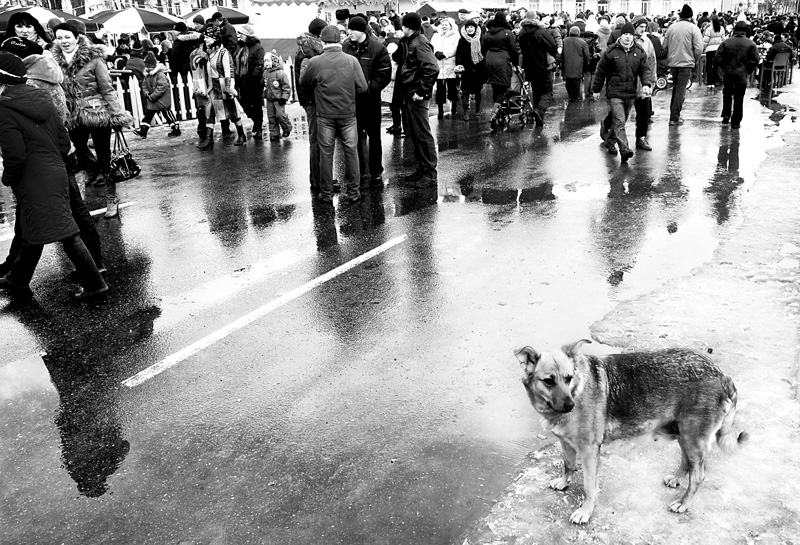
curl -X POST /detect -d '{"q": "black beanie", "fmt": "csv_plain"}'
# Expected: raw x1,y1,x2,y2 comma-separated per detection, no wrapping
308,18,327,36
0,52,27,85
347,16,368,32
0,37,43,59
335,8,350,21
174,22,187,32
679,4,693,19
402,12,422,31
620,22,636,35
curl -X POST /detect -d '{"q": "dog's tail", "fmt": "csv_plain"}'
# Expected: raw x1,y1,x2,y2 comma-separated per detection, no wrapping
716,375,748,453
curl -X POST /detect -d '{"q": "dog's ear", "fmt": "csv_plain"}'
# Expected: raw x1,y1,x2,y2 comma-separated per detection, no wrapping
562,339,592,359
515,346,540,375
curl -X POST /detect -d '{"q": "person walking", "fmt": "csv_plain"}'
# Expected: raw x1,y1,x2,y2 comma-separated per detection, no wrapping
562,26,590,102
483,11,519,129
592,22,652,163
430,17,460,119
342,15,391,187
234,24,265,140
392,12,439,187
703,15,726,88
0,53,107,301
632,15,657,150
715,21,759,129
262,51,292,141
455,18,484,120
299,25,368,204
663,4,704,125
518,12,556,127
169,22,202,83
133,52,180,138
51,21,133,219
295,18,326,193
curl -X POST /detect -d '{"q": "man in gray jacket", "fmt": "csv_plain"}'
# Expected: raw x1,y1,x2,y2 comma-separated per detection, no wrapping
300,25,368,204
663,4,703,125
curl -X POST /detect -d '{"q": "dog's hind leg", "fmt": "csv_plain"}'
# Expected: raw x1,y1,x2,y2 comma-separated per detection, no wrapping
668,437,709,513
550,439,577,491
663,447,689,488
569,443,601,525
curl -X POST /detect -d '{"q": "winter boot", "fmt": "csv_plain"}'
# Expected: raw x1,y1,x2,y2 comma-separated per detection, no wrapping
449,100,457,119
104,195,119,219
635,137,652,151
253,125,263,140
462,96,471,120
167,123,181,137
489,103,501,130
234,124,246,146
438,103,444,119
197,128,214,151
133,123,149,138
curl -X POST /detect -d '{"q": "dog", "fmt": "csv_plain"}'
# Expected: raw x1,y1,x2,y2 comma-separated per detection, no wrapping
515,339,747,524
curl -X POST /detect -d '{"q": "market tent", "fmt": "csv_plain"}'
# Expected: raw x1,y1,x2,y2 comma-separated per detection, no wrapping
183,6,249,25
91,8,181,34
0,6,98,33
416,1,482,18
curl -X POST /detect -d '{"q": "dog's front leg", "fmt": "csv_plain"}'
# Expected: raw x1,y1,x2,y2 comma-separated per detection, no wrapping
550,439,577,491
569,443,600,525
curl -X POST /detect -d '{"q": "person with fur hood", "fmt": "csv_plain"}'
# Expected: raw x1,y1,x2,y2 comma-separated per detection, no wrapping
455,18,484,120
295,18,326,192
262,51,292,140
596,17,612,51
133,52,180,139
51,21,133,219
431,17,460,118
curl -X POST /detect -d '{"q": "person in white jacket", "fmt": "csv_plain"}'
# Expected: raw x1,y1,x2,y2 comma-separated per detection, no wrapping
431,17,460,118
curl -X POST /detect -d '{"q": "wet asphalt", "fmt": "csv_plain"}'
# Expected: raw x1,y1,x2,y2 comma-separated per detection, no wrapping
1,82,795,544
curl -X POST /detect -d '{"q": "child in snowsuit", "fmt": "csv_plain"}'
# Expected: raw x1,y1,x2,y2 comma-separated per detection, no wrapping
134,52,180,138
262,51,292,140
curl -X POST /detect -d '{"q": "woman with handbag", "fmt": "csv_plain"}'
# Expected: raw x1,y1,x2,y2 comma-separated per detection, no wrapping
51,22,133,219
195,25,246,149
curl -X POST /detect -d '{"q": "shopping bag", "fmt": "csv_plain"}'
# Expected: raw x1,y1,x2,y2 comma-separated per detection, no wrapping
108,129,141,183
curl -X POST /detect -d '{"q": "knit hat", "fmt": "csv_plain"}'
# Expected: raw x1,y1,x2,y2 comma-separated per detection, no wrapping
0,52,27,85
631,16,648,28
348,16,368,32
193,14,205,25
267,51,281,68
308,18,327,36
402,12,422,31
65,18,87,35
464,19,478,29
619,22,636,35
204,24,221,42
143,51,158,68
174,22,187,32
569,26,581,36
335,8,350,21
320,25,341,43
679,4,693,19
733,21,749,32
0,37,43,59
239,24,255,37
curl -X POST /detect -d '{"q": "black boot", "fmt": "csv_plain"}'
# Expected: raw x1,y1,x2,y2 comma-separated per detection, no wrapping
234,124,246,146
197,128,214,150
133,123,149,138
167,123,181,137
438,104,444,119
62,235,108,300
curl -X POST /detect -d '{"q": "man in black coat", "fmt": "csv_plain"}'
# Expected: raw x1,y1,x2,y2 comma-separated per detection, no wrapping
518,13,557,126
343,16,392,187
169,22,202,83
210,12,238,54
715,21,759,129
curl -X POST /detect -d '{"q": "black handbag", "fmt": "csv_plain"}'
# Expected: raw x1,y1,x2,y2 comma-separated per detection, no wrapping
109,129,141,183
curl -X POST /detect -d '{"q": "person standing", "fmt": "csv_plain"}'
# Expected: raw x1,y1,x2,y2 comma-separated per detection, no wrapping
392,12,439,187
518,12,556,127
234,24,265,140
592,23,652,163
133,52,180,138
715,21,759,129
342,16,391,187
632,15,657,150
483,11,520,129
0,53,107,300
703,15,726,88
168,22,202,82
299,25,367,204
455,19,484,120
430,17,460,119
262,51,292,140
295,18,326,193
210,12,238,54
663,4,704,125
561,26,590,102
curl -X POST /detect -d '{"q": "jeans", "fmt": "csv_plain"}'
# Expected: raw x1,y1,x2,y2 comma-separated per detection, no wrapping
721,77,747,125
303,104,320,188
356,102,383,179
669,66,693,122
608,97,634,152
402,99,437,179
634,97,651,138
317,116,360,200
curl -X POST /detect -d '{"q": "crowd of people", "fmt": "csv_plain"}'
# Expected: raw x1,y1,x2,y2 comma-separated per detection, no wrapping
0,5,797,301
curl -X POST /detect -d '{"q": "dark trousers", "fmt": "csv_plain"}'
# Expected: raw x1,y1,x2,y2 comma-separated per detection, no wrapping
565,78,582,101
721,78,747,125
303,104,320,188
239,82,265,131
402,99,437,179
490,83,508,104
705,52,719,86
357,103,383,179
8,234,105,291
69,125,116,201
529,69,554,115
634,96,651,138
435,78,459,104
142,108,177,125
669,66,693,122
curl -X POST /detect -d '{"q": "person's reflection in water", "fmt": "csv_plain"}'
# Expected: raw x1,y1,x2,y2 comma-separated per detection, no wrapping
705,137,743,224
394,186,438,217
311,198,339,250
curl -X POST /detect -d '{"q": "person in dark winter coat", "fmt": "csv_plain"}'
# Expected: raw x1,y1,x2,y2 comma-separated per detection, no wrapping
343,16,392,186
455,19,484,120
0,53,107,300
592,23,652,162
296,18,326,192
234,24,266,139
262,51,292,140
210,12,238,54
169,22,202,82
562,26,590,101
393,12,439,187
715,21,759,128
134,53,180,138
482,11,519,128
518,13,557,127
124,45,145,81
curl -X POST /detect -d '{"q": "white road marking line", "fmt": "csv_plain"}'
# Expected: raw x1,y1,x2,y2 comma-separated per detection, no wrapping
0,202,137,242
122,234,408,388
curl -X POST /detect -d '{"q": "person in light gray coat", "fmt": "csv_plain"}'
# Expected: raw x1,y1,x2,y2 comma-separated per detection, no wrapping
662,4,704,125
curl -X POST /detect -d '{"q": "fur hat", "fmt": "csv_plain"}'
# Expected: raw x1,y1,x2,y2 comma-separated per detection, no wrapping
308,18,327,36
569,26,581,36
174,22,187,32
402,12,422,31
0,52,27,85
64,18,87,36
193,14,205,25
143,51,158,68
0,37,43,59
335,9,351,21
239,24,256,37
22,54,61,84
632,16,649,28
679,4,693,19
320,25,341,43
619,22,636,35
347,16,368,32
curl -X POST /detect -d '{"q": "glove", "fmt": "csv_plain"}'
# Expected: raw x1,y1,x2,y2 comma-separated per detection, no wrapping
435,51,445,60
277,98,287,106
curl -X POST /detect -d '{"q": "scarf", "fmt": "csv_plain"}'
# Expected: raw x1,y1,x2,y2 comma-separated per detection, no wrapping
460,25,483,64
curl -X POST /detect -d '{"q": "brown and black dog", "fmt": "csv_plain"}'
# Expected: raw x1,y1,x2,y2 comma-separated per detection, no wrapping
515,340,747,524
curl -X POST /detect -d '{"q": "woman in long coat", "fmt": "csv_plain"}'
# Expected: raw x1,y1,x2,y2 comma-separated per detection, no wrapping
0,53,107,300
455,19,484,120
481,12,518,127
431,17,460,118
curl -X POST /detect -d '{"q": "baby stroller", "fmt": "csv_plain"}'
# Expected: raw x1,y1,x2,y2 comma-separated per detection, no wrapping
495,67,536,129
